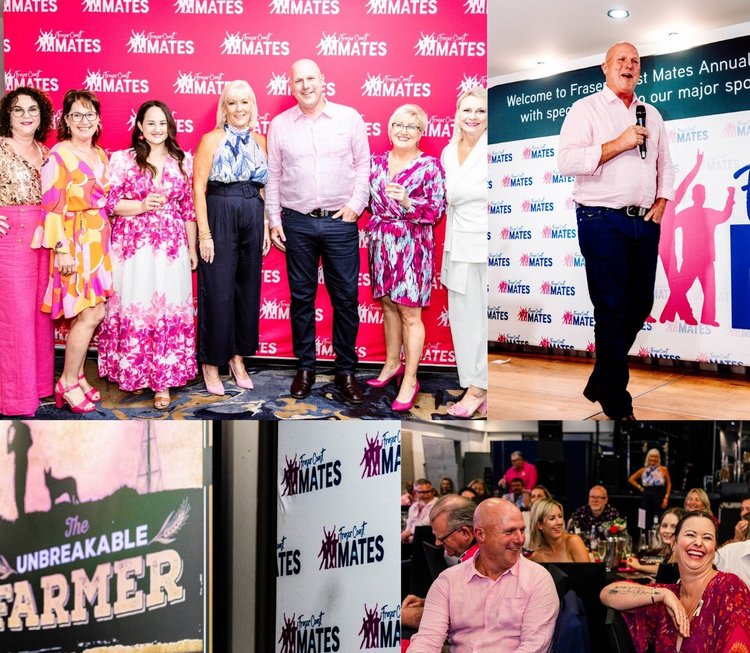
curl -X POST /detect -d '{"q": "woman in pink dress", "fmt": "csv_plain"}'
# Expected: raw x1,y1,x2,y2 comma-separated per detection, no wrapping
601,511,750,652
0,87,55,416
33,89,113,414
98,100,197,410
365,103,445,412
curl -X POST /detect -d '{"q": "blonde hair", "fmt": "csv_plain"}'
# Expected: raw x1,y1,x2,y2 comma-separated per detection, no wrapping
528,498,565,551
644,448,662,467
451,85,487,143
387,103,428,136
216,80,258,130
684,488,713,515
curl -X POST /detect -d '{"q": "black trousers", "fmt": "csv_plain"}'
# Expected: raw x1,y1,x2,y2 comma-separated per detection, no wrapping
281,208,360,373
198,181,264,365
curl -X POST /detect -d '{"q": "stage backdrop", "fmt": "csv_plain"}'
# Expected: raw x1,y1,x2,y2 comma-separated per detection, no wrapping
489,30,750,366
0,420,209,653
4,0,487,367
276,421,401,652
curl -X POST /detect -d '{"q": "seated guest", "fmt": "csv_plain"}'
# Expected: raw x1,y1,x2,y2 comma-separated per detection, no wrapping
401,478,437,543
684,487,718,526
715,519,750,589
498,450,537,490
528,498,589,563
524,485,553,548
570,485,619,535
601,511,750,652
626,507,685,575
458,486,479,503
401,495,478,631
407,498,559,652
401,480,416,506
467,478,489,501
439,476,455,496
722,495,750,545
502,477,530,511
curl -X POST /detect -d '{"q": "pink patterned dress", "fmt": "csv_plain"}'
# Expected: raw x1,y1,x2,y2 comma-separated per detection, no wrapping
366,152,445,307
97,150,197,392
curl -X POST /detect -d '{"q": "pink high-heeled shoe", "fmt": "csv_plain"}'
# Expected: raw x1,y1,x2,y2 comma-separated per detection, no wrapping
367,362,406,388
55,380,96,414
392,381,419,412
447,395,488,419
202,365,226,396
228,360,254,390
78,374,100,402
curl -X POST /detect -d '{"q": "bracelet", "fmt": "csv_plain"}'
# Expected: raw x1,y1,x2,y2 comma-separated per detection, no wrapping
198,232,213,241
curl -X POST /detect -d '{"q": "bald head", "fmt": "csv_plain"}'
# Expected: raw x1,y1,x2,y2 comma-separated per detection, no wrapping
602,41,640,103
289,58,325,116
604,41,638,65
474,497,521,530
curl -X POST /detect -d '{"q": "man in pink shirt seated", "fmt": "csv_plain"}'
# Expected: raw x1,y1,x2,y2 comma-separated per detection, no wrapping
266,58,370,404
498,450,537,491
558,42,675,420
407,498,559,653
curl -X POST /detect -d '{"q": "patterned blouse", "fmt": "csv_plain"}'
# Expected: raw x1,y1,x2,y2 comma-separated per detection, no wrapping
0,138,48,205
209,124,268,184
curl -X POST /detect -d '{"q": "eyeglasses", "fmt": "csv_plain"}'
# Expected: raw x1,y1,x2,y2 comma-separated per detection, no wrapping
589,495,607,500
391,122,421,133
433,525,461,542
415,489,434,495
68,112,98,123
11,106,40,118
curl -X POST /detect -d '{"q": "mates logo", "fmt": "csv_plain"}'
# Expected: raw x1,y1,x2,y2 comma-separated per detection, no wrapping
496,333,529,345
541,224,576,239
502,174,532,188
359,303,384,325
562,310,595,327
522,144,555,159
127,30,194,55
82,0,149,12
36,29,100,53
174,0,243,13
414,33,485,57
517,307,552,324
487,306,509,320
425,115,453,139
270,0,339,14
359,603,400,649
85,70,149,93
519,252,553,267
487,253,511,266
360,430,401,478
5,70,59,92
563,252,586,267
365,0,437,14
266,72,336,96
281,447,342,497
317,33,388,57
279,612,340,653
540,281,576,296
318,521,385,570
4,0,57,10
497,280,530,295
221,32,290,56
543,170,575,184
276,535,301,577
457,74,487,95
490,150,513,164
173,71,228,95
361,73,431,98
520,198,554,213
489,201,512,215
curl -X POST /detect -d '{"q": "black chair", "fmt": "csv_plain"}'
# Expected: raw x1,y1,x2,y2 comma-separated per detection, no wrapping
422,541,448,582
545,562,570,601
409,525,437,598
604,607,637,653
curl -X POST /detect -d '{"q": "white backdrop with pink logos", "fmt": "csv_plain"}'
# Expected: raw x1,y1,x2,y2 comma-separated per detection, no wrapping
4,0,487,366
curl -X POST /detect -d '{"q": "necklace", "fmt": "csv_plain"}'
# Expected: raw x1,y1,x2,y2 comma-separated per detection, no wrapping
680,573,713,620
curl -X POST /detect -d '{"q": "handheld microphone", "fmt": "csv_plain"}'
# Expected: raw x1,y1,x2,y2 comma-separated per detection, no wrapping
635,105,646,159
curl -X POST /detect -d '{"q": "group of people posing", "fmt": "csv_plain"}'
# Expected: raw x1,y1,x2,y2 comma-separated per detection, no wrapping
0,58,488,416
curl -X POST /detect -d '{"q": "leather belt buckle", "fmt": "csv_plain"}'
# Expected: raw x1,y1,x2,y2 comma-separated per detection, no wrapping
309,208,335,218
625,206,647,218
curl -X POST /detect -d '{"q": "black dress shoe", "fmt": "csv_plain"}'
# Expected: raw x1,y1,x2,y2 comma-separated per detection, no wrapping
290,370,315,398
335,372,364,404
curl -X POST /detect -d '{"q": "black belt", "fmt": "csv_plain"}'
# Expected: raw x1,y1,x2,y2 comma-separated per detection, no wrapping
283,207,339,218
579,204,648,218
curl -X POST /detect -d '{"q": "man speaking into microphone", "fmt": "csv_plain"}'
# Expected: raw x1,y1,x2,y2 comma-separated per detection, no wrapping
558,41,675,420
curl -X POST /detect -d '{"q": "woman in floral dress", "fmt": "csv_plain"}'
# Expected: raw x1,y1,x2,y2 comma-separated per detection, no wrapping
365,103,445,412
98,100,197,410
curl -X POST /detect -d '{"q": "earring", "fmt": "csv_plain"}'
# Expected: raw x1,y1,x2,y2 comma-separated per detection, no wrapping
138,134,144,140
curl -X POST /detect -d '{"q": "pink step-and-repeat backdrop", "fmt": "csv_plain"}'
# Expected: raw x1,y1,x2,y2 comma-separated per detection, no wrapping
4,0,487,366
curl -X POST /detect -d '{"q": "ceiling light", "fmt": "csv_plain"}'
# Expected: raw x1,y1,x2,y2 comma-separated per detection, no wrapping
607,8,630,19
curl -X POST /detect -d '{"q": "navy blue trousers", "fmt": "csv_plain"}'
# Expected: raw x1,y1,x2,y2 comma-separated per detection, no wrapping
576,206,661,418
198,181,264,365
281,208,360,373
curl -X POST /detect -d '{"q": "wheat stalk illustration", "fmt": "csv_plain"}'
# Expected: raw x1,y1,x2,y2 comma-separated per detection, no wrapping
149,498,191,545
0,553,17,579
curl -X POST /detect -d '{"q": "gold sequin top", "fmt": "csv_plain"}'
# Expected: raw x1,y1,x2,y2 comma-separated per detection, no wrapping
0,138,48,206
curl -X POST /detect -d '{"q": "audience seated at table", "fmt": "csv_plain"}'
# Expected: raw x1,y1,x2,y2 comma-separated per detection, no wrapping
570,485,620,536
401,478,437,543
529,498,590,563
626,507,685,576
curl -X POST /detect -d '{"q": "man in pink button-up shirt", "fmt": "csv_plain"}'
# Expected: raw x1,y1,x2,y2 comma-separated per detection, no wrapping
266,59,370,404
407,498,559,653
558,42,675,420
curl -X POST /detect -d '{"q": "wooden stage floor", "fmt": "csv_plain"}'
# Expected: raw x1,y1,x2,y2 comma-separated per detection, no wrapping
488,352,750,420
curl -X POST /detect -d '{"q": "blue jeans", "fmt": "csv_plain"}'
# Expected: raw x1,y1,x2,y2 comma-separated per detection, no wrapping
281,209,360,373
576,206,660,418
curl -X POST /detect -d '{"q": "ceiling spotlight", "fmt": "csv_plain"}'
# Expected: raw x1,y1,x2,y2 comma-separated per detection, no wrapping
607,8,630,19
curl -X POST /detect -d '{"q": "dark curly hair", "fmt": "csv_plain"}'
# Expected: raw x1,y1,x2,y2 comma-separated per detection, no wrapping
0,86,54,141
131,100,187,180
56,89,102,146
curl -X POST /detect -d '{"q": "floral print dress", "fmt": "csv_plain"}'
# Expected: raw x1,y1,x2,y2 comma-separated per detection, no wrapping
366,152,445,307
97,149,197,392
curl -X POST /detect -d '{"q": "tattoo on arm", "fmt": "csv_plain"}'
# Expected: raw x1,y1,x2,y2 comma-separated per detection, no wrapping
608,586,650,596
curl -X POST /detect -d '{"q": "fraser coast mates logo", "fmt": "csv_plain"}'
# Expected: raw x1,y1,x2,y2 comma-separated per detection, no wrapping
414,33,485,57
563,252,586,267
5,70,59,92
279,612,341,653
359,603,400,649
281,447,342,497
358,303,384,325
522,144,555,159
360,430,401,478
318,521,385,570
84,70,149,93
269,0,339,14
82,0,149,12
517,307,552,324
317,33,387,57
487,306,509,320
519,252,553,267
174,0,243,13
425,115,453,139
361,73,430,97
499,227,531,240
174,71,228,94
221,32,289,56
365,0,437,13
266,72,336,96
498,280,531,294
276,535,301,577
540,281,576,296
543,170,575,184
562,310,595,327
521,198,554,212
36,29,100,53
128,30,194,54
502,173,532,187
489,201,512,215
457,74,487,94
490,149,513,164
4,0,58,11
541,224,576,239
488,253,511,266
